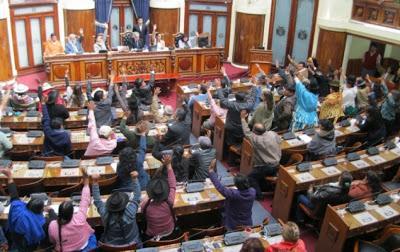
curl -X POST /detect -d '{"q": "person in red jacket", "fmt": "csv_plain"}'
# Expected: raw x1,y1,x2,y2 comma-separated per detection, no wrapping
265,222,307,252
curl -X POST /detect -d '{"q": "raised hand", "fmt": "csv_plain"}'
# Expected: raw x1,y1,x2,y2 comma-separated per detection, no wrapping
154,87,161,96
130,171,139,179
87,101,95,111
240,110,248,119
162,154,172,166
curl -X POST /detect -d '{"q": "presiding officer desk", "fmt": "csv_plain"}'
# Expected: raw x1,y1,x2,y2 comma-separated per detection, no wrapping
272,142,400,222
44,48,224,86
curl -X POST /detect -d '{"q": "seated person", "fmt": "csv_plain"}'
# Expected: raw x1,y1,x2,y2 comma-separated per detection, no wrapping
90,74,115,127
189,136,216,181
342,75,358,116
93,23,108,53
141,155,176,240
188,83,208,109
43,33,64,57
349,170,381,199
296,171,353,221
265,222,306,252
133,70,155,107
45,90,69,120
151,24,166,51
10,84,36,111
273,84,296,131
202,88,227,130
48,172,96,251
120,113,148,149
381,87,400,137
177,32,198,49
357,105,386,147
92,172,142,247
128,32,144,50
240,238,265,252
319,80,344,123
42,101,71,157
241,111,281,199
307,119,336,160
208,160,256,231
151,87,174,123
65,78,86,108
160,108,190,146
65,30,84,54
116,138,149,191
1,166,56,251
0,89,12,158
84,101,117,157
249,90,274,130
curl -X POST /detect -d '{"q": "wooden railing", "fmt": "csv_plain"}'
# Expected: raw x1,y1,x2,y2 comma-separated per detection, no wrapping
352,0,400,29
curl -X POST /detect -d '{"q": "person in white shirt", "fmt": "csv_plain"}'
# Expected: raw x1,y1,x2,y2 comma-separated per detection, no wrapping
151,24,165,51
93,23,108,53
342,75,358,116
178,33,199,49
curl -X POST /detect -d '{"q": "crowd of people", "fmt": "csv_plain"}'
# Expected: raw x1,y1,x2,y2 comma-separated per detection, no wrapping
0,38,399,251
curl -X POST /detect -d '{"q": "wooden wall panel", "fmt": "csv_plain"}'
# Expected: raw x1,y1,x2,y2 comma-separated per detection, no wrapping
316,29,347,73
150,8,180,48
233,12,265,65
0,19,13,81
64,9,95,52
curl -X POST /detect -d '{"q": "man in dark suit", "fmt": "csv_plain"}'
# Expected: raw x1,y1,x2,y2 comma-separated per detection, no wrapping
125,32,144,50
161,108,190,146
133,17,148,42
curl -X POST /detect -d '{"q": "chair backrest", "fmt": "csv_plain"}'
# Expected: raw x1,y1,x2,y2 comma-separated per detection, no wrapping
96,176,118,195
17,178,45,197
145,232,188,247
284,153,304,167
98,241,136,251
190,226,226,240
55,181,84,197
32,156,64,161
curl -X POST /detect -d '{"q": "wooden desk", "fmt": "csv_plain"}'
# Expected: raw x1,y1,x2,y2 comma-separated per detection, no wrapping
272,144,400,222
316,190,400,252
9,123,168,153
1,109,124,131
192,101,211,138
214,116,226,161
0,154,162,187
249,49,273,77
45,48,224,85
0,179,227,224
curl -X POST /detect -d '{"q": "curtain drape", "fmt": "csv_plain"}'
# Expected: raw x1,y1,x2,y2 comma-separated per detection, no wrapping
133,0,150,21
95,0,113,34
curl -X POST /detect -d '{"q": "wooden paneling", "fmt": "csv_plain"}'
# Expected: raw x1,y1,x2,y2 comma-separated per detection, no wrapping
64,9,95,52
316,29,347,73
352,0,400,30
233,12,265,65
0,19,13,81
150,8,180,48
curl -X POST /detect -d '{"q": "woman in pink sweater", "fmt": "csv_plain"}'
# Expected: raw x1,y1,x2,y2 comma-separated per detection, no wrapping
141,155,177,240
48,174,96,251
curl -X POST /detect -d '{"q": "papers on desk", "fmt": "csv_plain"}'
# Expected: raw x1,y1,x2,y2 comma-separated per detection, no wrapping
348,126,360,133
353,212,378,226
375,205,399,219
351,160,369,169
295,173,315,182
111,162,117,172
312,163,323,169
23,117,39,122
390,148,400,156
321,166,341,176
24,169,44,177
3,206,9,214
60,168,80,177
334,130,344,137
12,162,28,171
86,166,106,175
181,192,203,204
298,134,312,144
367,155,386,165
265,235,284,245
286,138,303,146
15,135,35,144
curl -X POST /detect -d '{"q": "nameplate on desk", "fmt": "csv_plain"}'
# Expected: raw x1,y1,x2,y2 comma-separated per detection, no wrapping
86,166,106,175
321,166,341,176
334,130,344,137
295,173,315,182
24,169,44,177
353,212,378,226
368,155,386,165
181,192,204,204
351,160,369,169
298,134,312,144
286,138,303,146
60,168,80,177
23,117,39,122
348,126,360,132
375,205,399,219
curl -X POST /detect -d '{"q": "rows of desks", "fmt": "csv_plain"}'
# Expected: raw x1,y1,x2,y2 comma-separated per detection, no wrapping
0,154,162,187
8,123,167,153
317,190,400,252
272,143,400,222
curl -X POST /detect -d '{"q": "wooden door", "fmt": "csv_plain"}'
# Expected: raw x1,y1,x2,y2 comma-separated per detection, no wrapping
233,12,265,65
316,29,347,73
150,8,180,47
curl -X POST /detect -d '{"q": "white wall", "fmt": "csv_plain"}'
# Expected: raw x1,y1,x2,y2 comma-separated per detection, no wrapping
150,0,185,33
348,36,370,59
228,0,272,63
